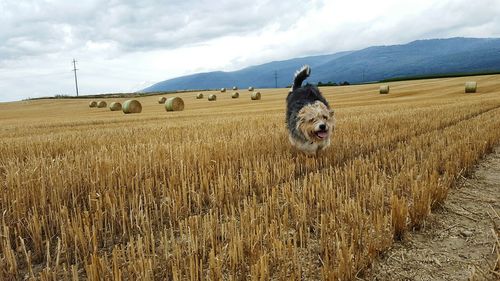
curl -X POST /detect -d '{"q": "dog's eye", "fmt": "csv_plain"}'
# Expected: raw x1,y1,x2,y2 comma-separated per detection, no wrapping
322,115,328,119
308,118,315,123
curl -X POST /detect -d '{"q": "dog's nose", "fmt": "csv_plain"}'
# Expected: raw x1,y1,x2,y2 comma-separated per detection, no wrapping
319,124,326,130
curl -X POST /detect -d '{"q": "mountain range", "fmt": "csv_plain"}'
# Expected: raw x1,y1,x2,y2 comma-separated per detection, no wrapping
142,37,500,92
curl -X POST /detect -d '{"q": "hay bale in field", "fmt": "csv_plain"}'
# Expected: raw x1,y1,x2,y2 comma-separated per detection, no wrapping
196,93,204,99
158,97,167,104
208,94,217,101
165,97,184,111
89,101,97,108
109,102,122,111
379,85,390,94
122,100,142,114
465,82,477,93
251,91,261,100
97,101,107,108
248,86,254,91
232,86,238,90
232,92,239,98
220,88,226,92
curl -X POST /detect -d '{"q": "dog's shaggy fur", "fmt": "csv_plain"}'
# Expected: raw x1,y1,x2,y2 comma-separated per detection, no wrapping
286,65,335,155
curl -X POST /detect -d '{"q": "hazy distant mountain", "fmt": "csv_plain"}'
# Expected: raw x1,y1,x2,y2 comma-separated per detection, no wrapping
142,37,500,92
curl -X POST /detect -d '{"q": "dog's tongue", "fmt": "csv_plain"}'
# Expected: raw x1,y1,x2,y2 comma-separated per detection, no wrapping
317,131,328,138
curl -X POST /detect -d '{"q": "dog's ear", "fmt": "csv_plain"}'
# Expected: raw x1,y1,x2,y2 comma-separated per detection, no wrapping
329,109,335,117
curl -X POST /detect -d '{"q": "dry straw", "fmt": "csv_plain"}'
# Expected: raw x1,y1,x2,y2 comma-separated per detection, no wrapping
165,97,185,111
220,88,226,93
4,81,500,280
248,86,254,91
122,100,142,114
208,94,217,101
97,101,107,108
379,85,390,94
465,82,477,93
158,97,167,104
251,92,261,100
89,101,97,108
232,86,238,90
109,102,122,111
232,92,239,99
196,93,204,99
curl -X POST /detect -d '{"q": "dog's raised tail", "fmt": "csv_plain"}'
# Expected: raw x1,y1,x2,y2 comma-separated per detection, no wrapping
291,65,311,92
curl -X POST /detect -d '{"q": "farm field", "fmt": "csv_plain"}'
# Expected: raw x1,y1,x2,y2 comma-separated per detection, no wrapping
1,75,500,280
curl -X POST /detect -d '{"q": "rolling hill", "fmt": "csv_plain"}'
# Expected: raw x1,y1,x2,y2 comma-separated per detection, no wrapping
142,37,500,92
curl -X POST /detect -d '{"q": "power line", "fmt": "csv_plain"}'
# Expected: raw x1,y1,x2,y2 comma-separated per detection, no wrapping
72,58,79,97
274,70,278,88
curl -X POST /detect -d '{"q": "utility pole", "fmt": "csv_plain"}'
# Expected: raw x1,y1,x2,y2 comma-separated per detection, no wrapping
72,58,79,96
274,70,278,88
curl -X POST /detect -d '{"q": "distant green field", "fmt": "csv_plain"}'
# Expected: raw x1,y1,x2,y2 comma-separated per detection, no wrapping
26,89,203,101
380,70,500,82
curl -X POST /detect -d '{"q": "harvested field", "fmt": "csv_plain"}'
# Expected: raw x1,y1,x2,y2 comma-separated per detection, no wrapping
1,75,500,280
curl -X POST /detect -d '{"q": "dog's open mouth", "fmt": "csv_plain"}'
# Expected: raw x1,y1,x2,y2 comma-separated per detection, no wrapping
315,130,328,139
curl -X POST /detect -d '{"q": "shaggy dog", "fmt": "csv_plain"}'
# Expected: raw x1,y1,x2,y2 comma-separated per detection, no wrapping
286,65,335,155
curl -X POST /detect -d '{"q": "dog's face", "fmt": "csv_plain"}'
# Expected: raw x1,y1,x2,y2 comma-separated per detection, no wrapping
297,101,335,142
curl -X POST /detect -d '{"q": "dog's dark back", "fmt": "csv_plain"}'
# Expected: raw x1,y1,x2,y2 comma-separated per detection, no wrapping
287,65,330,113
287,85,329,109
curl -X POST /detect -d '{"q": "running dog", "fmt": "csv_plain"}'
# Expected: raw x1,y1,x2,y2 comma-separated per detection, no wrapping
286,65,335,155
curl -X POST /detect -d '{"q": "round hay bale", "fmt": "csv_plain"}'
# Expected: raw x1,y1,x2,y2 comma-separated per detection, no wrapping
251,91,261,100
465,82,477,93
89,101,97,108
122,100,142,114
158,97,167,104
165,97,184,111
232,92,239,98
248,86,254,91
379,85,390,94
109,102,122,111
196,93,204,99
232,86,238,90
208,94,217,101
97,101,107,108
220,88,226,93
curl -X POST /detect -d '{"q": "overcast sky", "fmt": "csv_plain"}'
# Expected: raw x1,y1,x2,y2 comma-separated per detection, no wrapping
1,0,499,102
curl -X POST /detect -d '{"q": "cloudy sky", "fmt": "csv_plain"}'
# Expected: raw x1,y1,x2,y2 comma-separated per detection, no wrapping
1,0,499,102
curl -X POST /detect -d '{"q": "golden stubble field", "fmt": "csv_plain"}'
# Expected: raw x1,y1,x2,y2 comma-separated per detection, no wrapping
1,75,500,280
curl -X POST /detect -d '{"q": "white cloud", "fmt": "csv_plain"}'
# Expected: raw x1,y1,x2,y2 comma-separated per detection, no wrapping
1,0,500,102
